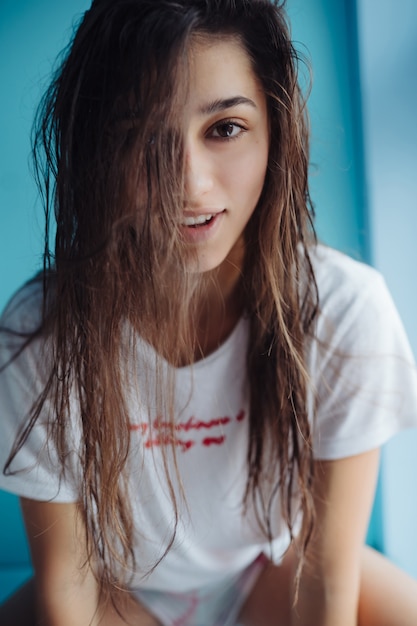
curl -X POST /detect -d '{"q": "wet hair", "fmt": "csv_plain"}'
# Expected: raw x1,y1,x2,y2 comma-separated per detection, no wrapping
6,0,317,609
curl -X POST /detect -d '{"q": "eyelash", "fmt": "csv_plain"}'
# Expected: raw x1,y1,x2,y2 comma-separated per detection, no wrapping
207,119,247,141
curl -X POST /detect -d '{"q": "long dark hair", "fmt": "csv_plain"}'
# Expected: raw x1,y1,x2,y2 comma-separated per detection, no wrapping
5,0,318,605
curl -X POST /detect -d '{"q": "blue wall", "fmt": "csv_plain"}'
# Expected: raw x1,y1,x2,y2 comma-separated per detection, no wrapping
0,0,89,313
0,0,91,602
357,0,417,578
288,0,369,260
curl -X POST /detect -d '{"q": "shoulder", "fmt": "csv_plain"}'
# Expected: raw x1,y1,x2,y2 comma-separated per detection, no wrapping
0,275,51,378
1,275,47,336
306,245,417,459
309,244,385,317
307,244,398,348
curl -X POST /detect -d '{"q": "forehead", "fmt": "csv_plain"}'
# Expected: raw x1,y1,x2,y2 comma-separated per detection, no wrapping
187,35,264,109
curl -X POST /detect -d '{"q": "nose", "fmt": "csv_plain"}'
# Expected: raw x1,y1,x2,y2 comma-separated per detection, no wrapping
184,141,214,203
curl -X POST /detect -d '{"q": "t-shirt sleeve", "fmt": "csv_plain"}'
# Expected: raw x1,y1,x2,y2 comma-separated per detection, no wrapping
0,284,80,502
308,249,417,460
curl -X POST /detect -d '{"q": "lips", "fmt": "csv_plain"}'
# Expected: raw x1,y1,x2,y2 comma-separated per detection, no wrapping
180,210,225,242
181,213,216,227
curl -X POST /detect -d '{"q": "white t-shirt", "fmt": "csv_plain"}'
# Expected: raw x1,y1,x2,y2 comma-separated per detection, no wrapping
1,245,417,593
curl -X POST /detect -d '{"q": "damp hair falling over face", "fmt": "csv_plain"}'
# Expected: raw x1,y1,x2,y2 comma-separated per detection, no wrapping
28,0,207,595
36,0,201,345
6,0,319,607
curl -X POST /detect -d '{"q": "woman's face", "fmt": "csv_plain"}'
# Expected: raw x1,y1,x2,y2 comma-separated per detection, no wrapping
181,36,269,274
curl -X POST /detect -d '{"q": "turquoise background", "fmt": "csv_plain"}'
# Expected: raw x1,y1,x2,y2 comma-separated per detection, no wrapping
1,0,416,602
356,0,417,579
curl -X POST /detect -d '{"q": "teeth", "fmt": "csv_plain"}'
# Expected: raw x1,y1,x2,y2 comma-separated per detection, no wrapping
182,214,215,226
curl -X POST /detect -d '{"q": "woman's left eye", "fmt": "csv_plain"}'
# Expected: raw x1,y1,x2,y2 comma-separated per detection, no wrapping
209,121,245,140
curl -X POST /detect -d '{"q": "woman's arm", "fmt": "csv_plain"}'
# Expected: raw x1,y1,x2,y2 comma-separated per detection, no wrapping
292,448,380,626
21,498,158,626
21,498,100,626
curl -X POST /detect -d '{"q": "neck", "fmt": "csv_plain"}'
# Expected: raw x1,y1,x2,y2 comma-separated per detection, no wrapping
192,240,245,360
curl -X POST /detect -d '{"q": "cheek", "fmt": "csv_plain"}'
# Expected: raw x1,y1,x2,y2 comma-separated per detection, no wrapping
220,143,268,203
231,142,268,203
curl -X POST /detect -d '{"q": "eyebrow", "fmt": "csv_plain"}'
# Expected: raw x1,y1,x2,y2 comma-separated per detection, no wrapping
198,96,257,115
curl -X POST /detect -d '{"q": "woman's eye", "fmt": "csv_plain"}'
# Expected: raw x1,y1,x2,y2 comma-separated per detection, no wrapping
210,122,244,139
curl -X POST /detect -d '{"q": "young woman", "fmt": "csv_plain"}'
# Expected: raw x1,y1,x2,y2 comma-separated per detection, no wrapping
1,1,417,624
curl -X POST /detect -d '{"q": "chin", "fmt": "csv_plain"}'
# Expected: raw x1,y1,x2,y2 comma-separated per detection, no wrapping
185,253,228,275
